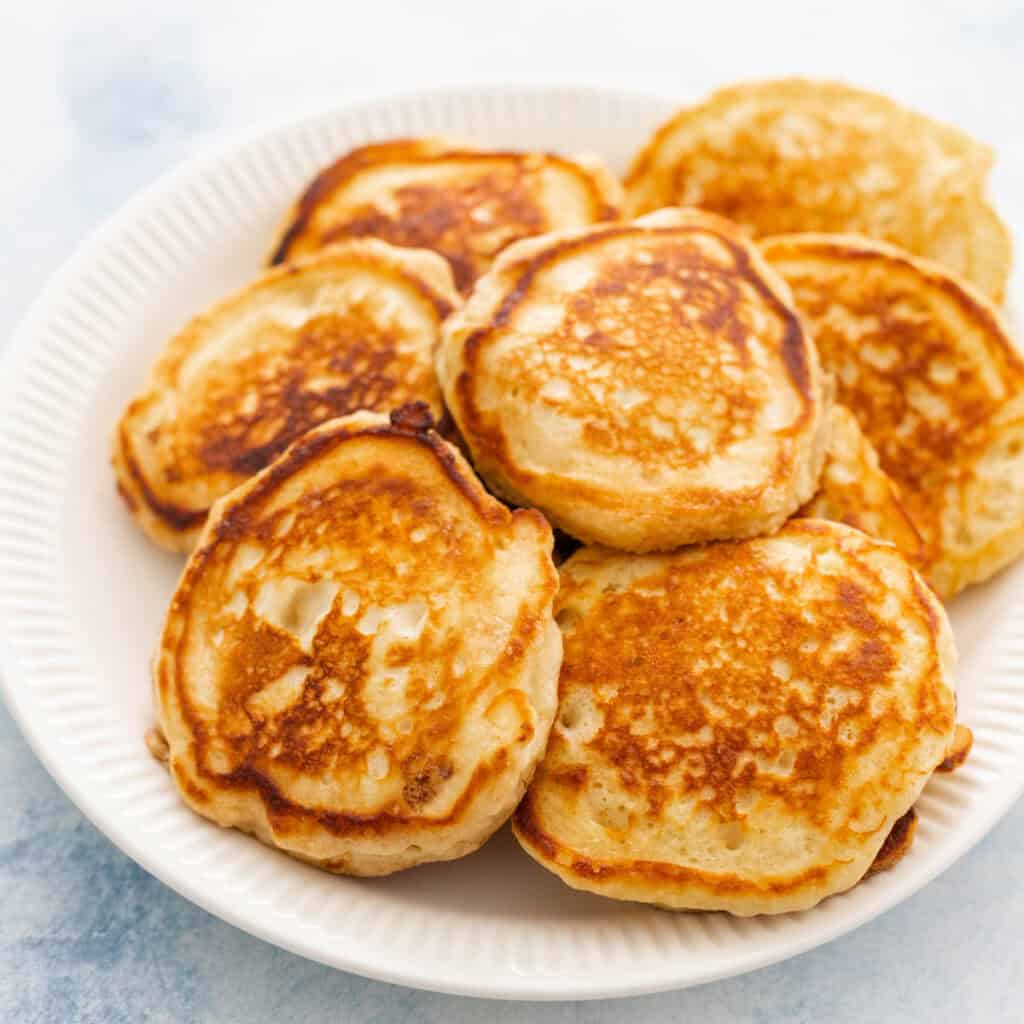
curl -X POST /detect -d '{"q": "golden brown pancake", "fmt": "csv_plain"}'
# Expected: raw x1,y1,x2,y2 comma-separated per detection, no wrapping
513,520,957,915
868,722,973,875
937,724,974,773
153,406,562,876
866,809,917,876
625,79,1011,301
114,239,459,552
269,137,623,293
799,404,924,567
763,234,1024,598
437,208,831,552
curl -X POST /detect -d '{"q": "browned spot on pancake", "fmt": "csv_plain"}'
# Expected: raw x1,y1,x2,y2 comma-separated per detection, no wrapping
191,312,428,477
624,81,1001,296
514,789,560,861
388,401,435,435
159,415,558,846
867,808,917,875
271,141,619,292
118,422,208,532
559,848,833,893
514,524,955,903
216,758,505,839
202,422,511,555
550,765,588,788
115,478,138,513
173,761,210,806
555,542,901,823
457,222,810,494
401,757,454,809
115,246,455,547
765,238,1024,574
663,112,893,234
937,724,973,772
797,405,926,567
144,726,169,764
322,175,544,293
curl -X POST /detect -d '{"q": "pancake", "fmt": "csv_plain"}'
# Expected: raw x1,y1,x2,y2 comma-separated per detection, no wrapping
624,79,1011,301
867,722,973,875
269,137,623,293
866,809,917,877
938,724,974,773
437,208,831,552
114,239,459,552
513,520,957,915
763,234,1024,598
153,406,562,876
799,404,924,567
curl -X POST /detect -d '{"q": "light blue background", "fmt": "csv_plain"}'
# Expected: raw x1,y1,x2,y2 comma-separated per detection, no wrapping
2,3,1023,1020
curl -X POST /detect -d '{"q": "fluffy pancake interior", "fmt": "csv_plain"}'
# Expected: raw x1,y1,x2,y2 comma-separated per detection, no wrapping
155,413,561,874
514,521,956,915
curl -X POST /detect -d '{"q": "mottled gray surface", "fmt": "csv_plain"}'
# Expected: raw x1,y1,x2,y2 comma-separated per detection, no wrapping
2,2,1024,1020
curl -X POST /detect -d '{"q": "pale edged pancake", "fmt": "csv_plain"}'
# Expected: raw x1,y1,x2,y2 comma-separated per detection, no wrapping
153,406,562,876
114,239,459,552
437,208,831,552
799,404,924,567
269,137,623,293
513,520,957,915
763,233,1024,598
625,79,1011,301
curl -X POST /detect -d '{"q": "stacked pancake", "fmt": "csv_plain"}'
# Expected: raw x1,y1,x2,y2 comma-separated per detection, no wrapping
513,522,955,914
117,80,1023,913
154,407,561,874
269,139,623,294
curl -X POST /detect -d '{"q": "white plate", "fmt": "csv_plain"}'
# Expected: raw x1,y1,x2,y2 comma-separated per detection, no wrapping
2,85,1024,1001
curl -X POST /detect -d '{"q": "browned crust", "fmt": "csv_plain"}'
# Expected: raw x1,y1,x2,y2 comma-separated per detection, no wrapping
513,520,953,903
625,81,1007,301
144,726,169,764
910,573,942,643
866,808,917,876
270,138,620,267
760,234,1023,378
159,407,555,839
455,222,813,508
801,465,926,569
513,787,835,896
201,405,512,551
763,233,1024,594
625,79,986,192
937,724,973,773
204,752,508,840
114,247,456,544
115,416,208,532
